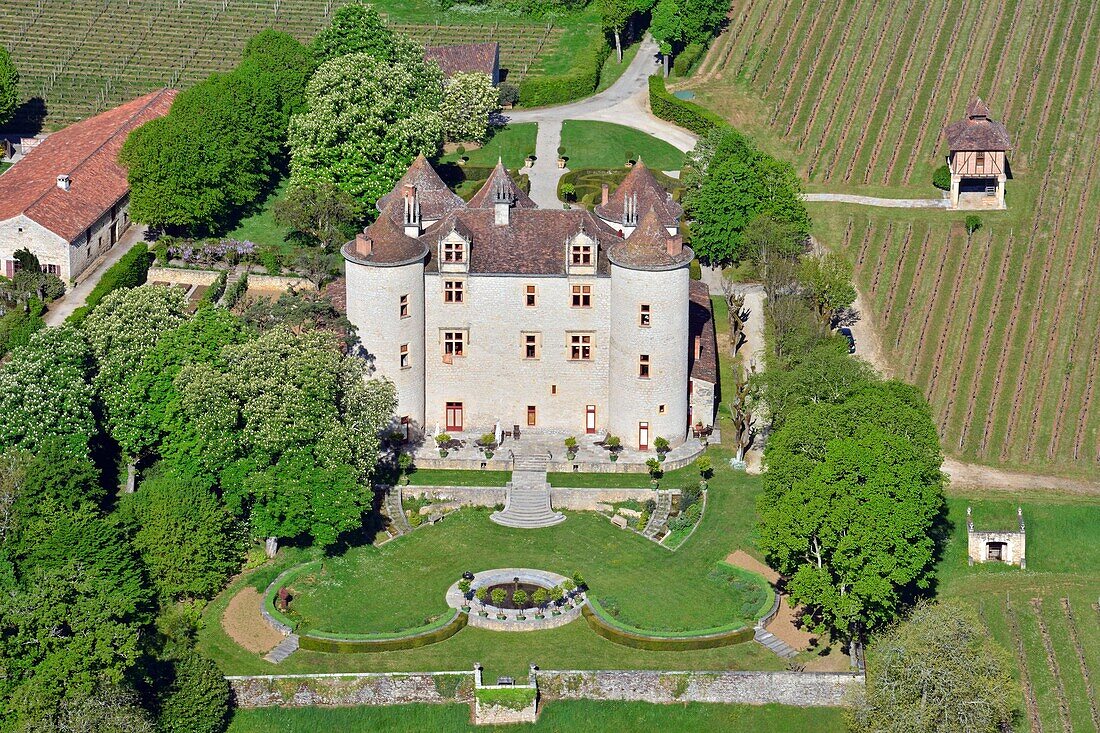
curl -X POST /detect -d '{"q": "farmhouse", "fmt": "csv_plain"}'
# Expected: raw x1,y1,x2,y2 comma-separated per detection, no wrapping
424,42,501,85
0,89,176,283
344,156,716,450
943,97,1010,210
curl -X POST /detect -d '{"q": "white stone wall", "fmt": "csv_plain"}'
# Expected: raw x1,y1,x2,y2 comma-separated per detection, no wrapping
0,215,69,280
608,263,690,448
68,197,131,282
423,273,611,436
346,259,427,428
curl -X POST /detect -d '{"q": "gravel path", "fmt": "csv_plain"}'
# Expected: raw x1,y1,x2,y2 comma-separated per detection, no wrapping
802,193,949,208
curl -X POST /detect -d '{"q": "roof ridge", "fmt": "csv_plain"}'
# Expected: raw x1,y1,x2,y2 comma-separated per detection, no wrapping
23,89,173,217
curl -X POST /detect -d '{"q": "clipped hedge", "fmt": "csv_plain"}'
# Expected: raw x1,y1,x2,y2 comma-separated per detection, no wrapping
519,39,611,107
648,75,726,136
202,270,228,305
297,610,468,653
67,243,155,324
672,42,707,77
581,603,754,650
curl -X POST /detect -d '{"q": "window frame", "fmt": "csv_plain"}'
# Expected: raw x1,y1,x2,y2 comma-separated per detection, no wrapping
571,284,592,308
570,243,593,266
639,303,651,327
442,240,465,263
399,294,409,318
568,332,594,361
527,405,537,427
444,279,465,304
524,284,537,307
443,330,466,358
638,354,651,379
399,343,410,369
523,332,541,360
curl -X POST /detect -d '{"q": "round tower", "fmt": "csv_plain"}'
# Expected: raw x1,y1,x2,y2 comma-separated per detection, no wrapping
607,209,692,450
343,205,428,435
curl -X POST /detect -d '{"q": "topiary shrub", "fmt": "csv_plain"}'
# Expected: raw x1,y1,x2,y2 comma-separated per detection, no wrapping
932,164,951,191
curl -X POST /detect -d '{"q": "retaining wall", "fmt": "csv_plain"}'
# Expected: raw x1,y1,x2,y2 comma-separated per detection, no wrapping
401,485,657,511
228,671,474,708
147,266,222,285
248,273,317,292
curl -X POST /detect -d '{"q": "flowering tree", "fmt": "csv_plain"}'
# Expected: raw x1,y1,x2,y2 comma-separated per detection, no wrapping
288,52,444,209
0,326,95,458
440,72,499,144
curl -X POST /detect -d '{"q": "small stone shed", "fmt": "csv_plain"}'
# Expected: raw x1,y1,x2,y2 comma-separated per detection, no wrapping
966,506,1026,568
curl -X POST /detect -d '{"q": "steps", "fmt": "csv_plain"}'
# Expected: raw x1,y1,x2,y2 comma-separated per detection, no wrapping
490,454,565,528
642,490,673,539
383,487,412,534
754,627,798,659
263,634,299,664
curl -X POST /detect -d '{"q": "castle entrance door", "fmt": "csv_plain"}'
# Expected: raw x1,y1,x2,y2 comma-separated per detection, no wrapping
585,405,596,434
446,402,463,432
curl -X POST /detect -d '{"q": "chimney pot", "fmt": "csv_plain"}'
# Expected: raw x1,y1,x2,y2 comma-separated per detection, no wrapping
56,174,71,191
601,183,609,205
355,232,372,257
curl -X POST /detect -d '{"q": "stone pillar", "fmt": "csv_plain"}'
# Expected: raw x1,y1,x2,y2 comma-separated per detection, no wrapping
997,174,1007,209
950,174,961,209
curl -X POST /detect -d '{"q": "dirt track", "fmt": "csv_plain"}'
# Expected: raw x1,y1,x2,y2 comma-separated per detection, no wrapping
221,587,284,654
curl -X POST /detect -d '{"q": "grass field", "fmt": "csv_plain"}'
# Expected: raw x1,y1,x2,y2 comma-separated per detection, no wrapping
227,700,847,732
440,123,538,169
560,120,687,170
687,0,1100,477
0,0,600,129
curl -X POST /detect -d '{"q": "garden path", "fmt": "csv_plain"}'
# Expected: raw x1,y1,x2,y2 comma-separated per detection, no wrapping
801,193,949,208
44,224,148,325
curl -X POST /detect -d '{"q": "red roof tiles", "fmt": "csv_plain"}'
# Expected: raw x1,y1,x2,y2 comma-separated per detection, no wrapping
377,153,465,221
595,159,683,229
466,161,537,210
423,42,499,78
608,208,691,270
689,280,717,385
0,89,177,241
944,97,1011,151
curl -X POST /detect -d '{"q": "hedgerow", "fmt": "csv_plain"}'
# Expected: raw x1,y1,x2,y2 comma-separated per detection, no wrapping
67,243,154,325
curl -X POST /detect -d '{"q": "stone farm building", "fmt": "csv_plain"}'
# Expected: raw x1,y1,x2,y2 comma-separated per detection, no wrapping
943,97,1011,209
343,156,716,450
0,89,176,283
424,42,500,85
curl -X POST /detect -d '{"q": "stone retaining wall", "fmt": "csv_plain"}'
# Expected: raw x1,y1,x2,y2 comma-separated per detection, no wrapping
147,266,222,286
401,485,657,511
248,273,317,292
403,486,508,507
228,671,473,708
536,670,861,707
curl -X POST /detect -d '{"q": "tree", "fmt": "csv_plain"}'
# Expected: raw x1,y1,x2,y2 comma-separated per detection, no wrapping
849,602,1016,733
650,0,685,76
0,325,95,458
241,30,316,132
82,286,187,488
312,1,392,63
26,684,155,733
798,251,857,325
156,652,231,733
287,52,444,208
600,0,654,61
742,215,806,265
0,46,17,125
120,472,240,601
10,248,65,303
964,215,983,236
274,180,362,249
241,288,355,348
439,72,499,144
679,0,729,45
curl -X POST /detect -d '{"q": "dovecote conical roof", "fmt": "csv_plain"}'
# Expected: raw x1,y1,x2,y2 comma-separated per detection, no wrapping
467,159,536,209
944,97,1011,151
595,158,683,228
343,203,428,266
377,153,465,220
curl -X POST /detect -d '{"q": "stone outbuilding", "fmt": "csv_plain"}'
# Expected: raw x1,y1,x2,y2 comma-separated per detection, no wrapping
0,89,176,284
966,506,1026,568
943,97,1011,210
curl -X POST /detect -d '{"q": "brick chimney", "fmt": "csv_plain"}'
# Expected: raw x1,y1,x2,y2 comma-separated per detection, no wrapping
694,335,702,359
355,232,372,257
666,233,683,257
402,184,421,236
601,183,609,205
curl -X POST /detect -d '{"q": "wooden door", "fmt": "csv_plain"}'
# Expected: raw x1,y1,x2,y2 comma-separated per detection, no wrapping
585,405,596,434
638,421,649,451
445,402,463,432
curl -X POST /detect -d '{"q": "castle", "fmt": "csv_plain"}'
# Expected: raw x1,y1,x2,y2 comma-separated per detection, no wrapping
342,156,716,451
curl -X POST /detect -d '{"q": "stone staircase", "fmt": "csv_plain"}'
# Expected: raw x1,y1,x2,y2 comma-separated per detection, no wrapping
490,454,565,528
754,627,797,658
263,633,299,664
383,487,412,534
642,490,673,539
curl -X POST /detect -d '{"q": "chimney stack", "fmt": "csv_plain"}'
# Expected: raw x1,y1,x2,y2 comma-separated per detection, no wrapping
601,183,609,206
355,232,373,258
402,184,421,236
56,174,71,191
694,335,702,360
493,176,511,226
666,233,682,257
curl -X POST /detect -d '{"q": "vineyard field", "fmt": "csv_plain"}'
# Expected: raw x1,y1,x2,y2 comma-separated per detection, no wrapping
690,0,1100,477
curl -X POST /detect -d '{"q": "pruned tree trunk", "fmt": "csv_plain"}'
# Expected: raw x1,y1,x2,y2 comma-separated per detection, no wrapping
265,536,279,558
663,54,670,77
614,30,623,62
123,461,136,493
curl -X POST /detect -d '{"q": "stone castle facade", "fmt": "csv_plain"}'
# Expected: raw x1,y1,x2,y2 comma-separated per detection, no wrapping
343,156,716,450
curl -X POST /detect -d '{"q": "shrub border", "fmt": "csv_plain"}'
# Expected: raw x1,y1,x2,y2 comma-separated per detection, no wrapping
648,75,726,136
582,603,755,650
67,243,154,324
297,611,468,654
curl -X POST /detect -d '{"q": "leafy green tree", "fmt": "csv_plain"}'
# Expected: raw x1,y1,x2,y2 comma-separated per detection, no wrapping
274,180,362,249
742,215,806,264
156,652,231,733
82,286,187,487
0,46,17,125
440,72,499,144
679,0,729,45
241,288,355,347
751,339,873,428
120,472,240,600
0,325,95,458
287,52,444,208
27,684,155,733
650,0,685,75
849,602,1016,733
600,0,654,61
241,30,316,133
312,1,392,63
798,251,857,324
10,248,65,303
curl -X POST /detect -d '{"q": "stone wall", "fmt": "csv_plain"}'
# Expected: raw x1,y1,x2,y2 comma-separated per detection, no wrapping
400,485,657,511
248,273,318,292
147,266,223,286
536,670,861,707
228,672,474,708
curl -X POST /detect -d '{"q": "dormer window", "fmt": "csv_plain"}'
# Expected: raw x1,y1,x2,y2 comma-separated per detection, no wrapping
570,243,593,266
443,240,465,263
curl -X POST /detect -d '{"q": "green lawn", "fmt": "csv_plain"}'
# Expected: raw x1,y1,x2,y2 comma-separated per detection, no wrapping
440,123,538,169
560,121,686,171
404,468,512,487
226,179,294,253
228,701,847,732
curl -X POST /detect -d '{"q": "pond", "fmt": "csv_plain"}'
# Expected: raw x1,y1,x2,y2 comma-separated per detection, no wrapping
672,90,695,100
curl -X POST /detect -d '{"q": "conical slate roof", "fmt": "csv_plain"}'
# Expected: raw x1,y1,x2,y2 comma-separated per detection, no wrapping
608,207,692,270
467,159,536,209
377,153,465,220
595,159,683,228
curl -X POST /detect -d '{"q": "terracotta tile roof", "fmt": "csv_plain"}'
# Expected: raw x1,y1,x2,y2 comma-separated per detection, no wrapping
944,97,1011,151
425,208,620,275
377,153,465,221
689,280,717,385
0,89,177,241
424,42,499,78
594,159,683,229
466,161,537,210
608,208,692,270
343,203,429,266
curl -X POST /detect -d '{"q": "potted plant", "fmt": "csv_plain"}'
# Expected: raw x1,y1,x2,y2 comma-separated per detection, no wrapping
435,433,451,458
564,436,578,461
625,150,636,167
476,586,489,616
476,433,497,460
560,182,576,202
458,578,472,610
653,436,670,460
532,587,549,618
525,154,536,167
557,146,567,169
646,457,663,482
456,145,467,165
604,435,621,462
491,587,507,619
